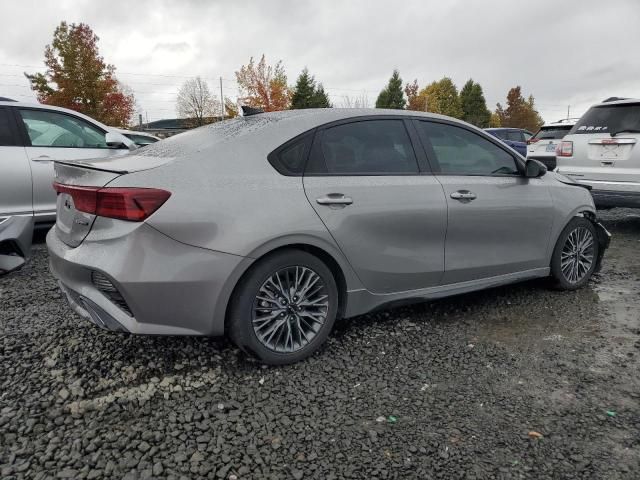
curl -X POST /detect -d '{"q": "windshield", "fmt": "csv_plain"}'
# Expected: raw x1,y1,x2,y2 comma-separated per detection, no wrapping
533,126,572,140
569,104,640,135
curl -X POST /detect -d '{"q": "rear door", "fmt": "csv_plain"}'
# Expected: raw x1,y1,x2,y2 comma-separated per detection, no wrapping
414,120,554,284
0,107,32,220
16,108,130,222
303,117,447,294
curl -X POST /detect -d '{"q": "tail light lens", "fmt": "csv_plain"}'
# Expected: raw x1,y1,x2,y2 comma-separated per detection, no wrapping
556,141,573,157
53,183,171,221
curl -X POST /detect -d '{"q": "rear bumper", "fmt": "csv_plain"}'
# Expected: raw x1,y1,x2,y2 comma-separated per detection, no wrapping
46,223,246,336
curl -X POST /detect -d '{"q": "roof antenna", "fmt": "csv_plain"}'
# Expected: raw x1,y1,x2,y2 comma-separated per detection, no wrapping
241,105,264,116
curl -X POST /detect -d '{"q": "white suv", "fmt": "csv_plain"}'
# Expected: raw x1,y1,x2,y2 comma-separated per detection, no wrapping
556,98,640,208
526,119,577,171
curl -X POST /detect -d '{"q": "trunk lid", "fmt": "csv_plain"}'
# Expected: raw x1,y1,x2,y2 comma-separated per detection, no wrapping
53,162,122,247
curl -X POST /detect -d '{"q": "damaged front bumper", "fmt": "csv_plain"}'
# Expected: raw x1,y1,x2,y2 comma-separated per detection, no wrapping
589,217,611,273
0,216,34,275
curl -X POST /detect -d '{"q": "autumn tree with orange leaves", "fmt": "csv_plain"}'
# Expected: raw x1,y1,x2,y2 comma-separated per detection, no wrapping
235,55,290,111
26,22,135,127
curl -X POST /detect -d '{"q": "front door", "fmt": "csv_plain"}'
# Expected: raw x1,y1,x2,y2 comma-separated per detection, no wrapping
0,107,32,220
414,120,554,284
16,108,128,222
303,118,447,294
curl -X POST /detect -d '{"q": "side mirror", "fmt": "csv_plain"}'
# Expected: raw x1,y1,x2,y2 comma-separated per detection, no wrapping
525,159,547,178
105,132,137,151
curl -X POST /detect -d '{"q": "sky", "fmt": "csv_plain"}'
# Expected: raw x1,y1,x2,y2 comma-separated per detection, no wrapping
1,0,639,124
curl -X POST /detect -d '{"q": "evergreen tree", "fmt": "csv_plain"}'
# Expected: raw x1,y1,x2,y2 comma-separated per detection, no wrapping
290,68,316,109
312,84,332,108
289,68,332,109
459,79,491,127
375,69,405,109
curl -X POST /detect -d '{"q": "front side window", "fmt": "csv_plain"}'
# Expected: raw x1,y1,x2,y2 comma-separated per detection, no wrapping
0,109,16,146
19,109,108,148
417,121,519,176
314,120,418,175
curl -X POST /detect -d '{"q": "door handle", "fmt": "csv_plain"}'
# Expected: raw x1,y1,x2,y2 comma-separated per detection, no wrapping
316,194,353,206
450,190,477,201
31,155,52,162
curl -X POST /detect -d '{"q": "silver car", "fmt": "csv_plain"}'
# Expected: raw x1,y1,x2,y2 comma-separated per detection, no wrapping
47,109,610,364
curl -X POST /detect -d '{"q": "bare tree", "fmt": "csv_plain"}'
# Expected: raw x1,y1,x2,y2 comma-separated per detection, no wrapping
339,92,369,108
176,77,220,126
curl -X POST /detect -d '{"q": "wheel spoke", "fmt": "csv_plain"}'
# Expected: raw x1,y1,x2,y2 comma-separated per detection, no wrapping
560,226,594,284
252,265,329,353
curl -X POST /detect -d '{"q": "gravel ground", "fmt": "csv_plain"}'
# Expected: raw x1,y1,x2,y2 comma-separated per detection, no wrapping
1,210,639,480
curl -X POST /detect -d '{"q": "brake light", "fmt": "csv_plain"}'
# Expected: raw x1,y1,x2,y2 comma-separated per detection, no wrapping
53,183,171,221
556,140,573,157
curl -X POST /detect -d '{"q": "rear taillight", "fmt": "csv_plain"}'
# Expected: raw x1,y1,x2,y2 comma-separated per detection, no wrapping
556,140,573,157
53,183,171,221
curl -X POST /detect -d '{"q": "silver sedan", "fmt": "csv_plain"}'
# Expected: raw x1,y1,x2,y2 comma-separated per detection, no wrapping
47,109,610,364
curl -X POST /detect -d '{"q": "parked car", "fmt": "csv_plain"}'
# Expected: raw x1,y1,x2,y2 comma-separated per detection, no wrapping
0,100,137,271
112,128,160,147
485,128,533,157
526,119,577,171
47,108,610,364
556,98,640,208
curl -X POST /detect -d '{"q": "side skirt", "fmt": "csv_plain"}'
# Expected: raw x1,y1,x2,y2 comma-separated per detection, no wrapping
344,267,550,318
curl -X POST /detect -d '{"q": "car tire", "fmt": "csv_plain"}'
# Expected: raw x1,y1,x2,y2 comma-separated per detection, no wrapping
550,217,599,290
228,250,339,365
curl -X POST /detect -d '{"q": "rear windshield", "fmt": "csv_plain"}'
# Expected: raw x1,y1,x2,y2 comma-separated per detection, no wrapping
533,126,572,140
569,104,640,135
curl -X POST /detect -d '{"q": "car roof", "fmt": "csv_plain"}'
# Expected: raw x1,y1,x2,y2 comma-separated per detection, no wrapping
541,119,577,128
592,97,640,107
0,100,111,130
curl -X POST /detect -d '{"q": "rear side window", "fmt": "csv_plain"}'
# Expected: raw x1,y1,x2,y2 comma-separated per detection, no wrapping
268,132,313,176
533,126,572,140
570,104,640,135
490,130,508,140
416,121,519,176
505,130,523,142
309,120,419,175
0,109,17,146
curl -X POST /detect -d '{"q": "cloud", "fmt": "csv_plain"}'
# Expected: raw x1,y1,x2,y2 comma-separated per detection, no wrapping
1,0,639,122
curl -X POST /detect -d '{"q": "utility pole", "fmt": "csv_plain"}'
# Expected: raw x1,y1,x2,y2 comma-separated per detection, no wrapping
567,105,570,120
219,76,224,121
